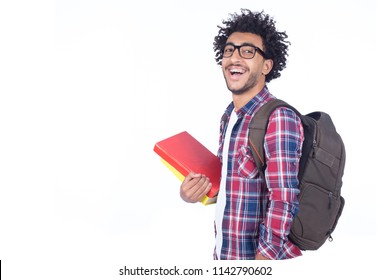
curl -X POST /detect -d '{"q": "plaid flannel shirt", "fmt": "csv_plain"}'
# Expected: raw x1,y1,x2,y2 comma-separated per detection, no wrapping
214,87,304,260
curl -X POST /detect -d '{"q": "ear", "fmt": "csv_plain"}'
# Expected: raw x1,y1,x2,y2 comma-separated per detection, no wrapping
262,59,273,75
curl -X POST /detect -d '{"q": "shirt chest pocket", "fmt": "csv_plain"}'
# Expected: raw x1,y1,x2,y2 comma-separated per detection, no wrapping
237,145,260,179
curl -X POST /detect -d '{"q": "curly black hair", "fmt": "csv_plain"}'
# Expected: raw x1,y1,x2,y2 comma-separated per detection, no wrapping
214,9,290,83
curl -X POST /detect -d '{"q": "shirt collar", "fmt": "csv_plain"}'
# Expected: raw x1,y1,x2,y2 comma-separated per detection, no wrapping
224,86,274,118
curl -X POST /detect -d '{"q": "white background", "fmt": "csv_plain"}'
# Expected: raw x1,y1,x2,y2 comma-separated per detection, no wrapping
0,0,387,279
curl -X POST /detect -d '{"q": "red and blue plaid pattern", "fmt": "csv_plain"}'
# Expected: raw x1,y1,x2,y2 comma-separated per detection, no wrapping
215,87,304,260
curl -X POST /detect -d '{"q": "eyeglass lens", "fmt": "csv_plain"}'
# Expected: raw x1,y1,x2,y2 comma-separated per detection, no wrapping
223,44,257,59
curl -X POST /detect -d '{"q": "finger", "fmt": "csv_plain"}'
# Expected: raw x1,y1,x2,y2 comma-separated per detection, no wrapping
193,176,211,200
182,172,201,185
181,175,202,192
197,182,212,202
197,183,213,202
180,175,203,203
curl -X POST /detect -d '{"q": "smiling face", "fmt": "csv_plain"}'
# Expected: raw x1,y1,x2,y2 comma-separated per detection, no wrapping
221,32,273,97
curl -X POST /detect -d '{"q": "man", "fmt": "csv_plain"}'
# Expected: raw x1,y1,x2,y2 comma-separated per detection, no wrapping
180,9,304,260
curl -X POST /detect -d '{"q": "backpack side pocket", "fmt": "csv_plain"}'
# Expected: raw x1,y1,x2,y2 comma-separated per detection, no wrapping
289,183,343,250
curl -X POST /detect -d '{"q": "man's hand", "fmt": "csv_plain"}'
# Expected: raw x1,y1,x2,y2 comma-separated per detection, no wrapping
180,172,212,203
255,252,271,260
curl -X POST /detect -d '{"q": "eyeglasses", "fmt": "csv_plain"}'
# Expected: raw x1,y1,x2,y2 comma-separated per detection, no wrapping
222,43,268,59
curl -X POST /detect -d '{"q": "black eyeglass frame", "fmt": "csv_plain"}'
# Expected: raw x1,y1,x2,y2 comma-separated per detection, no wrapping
222,43,268,59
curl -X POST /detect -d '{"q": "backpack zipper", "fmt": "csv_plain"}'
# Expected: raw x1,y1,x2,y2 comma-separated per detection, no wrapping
312,139,317,157
328,192,333,209
311,120,319,157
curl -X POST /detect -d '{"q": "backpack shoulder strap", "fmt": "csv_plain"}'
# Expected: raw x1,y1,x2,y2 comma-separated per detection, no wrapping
249,99,299,171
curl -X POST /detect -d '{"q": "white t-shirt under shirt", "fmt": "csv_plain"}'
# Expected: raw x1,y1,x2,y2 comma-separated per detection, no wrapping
214,109,238,259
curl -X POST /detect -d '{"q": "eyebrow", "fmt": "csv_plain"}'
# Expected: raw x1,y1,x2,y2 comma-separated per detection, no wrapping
225,42,258,48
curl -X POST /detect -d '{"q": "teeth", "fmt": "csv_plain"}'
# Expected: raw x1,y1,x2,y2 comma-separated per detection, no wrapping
230,68,244,74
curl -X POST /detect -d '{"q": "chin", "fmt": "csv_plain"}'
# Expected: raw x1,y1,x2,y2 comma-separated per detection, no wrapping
225,77,258,96
228,85,250,95
225,81,243,95
231,89,246,95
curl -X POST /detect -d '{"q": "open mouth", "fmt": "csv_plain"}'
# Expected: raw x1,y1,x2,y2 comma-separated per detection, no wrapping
227,66,246,78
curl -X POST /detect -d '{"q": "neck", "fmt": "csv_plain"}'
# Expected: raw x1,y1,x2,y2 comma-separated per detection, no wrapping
232,84,265,110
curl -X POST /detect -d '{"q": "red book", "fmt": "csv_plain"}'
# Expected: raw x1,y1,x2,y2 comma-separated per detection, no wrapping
153,131,221,205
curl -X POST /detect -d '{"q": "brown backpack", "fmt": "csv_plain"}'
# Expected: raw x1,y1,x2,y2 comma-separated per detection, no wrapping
249,99,346,250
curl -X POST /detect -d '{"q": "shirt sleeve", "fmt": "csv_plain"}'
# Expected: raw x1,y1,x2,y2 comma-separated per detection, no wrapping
257,107,304,259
